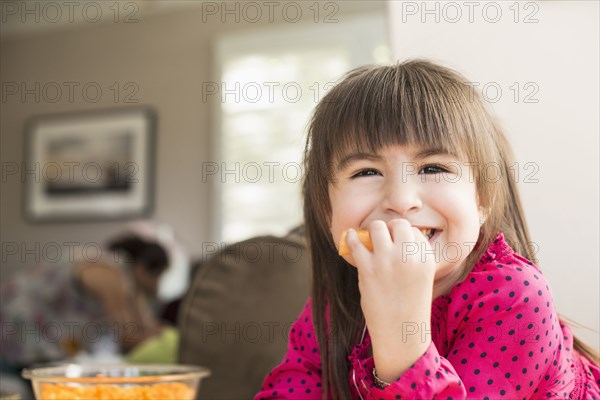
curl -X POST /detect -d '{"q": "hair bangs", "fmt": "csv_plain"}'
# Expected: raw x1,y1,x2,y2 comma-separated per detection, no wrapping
316,64,477,168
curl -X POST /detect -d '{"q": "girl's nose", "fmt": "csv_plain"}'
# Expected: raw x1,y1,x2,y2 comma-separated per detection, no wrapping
381,179,423,216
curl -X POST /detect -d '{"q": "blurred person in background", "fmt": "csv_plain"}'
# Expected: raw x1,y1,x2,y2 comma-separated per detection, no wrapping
0,233,171,376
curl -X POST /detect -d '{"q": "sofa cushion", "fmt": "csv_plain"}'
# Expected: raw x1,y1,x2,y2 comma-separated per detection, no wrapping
178,232,310,399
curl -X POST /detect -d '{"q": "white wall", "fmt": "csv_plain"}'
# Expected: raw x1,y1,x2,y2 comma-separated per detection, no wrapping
388,0,599,349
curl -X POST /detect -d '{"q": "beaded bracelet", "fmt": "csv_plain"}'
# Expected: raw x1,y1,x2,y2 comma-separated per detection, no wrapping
372,368,391,389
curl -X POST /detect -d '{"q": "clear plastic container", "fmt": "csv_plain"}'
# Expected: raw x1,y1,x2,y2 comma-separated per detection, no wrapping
22,364,210,400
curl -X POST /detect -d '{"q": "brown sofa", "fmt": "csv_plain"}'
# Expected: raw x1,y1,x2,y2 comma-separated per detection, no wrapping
178,231,310,399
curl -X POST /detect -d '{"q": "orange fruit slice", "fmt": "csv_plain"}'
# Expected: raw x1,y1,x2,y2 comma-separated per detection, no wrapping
338,229,373,256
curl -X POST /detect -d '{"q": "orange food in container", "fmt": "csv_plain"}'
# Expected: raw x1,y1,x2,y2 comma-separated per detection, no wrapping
22,364,210,400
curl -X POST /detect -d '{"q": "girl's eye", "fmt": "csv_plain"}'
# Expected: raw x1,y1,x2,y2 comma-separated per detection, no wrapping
352,168,381,178
420,164,448,174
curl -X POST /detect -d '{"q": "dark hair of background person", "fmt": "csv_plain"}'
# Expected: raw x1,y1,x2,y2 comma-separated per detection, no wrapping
107,235,169,274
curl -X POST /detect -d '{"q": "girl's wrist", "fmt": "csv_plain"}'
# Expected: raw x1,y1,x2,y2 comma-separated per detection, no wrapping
367,313,432,347
371,336,432,382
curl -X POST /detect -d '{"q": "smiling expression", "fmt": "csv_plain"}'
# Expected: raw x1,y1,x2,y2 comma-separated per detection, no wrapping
329,144,485,292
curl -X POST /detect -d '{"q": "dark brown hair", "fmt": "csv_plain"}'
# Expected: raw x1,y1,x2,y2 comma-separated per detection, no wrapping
108,235,169,275
302,60,598,398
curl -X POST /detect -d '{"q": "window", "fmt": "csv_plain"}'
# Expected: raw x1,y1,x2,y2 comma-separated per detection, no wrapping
215,13,390,243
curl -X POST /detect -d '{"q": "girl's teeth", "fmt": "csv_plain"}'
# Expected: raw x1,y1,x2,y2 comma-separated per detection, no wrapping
420,228,435,239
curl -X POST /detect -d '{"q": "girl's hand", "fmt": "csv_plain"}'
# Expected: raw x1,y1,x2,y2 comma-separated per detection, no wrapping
344,218,436,381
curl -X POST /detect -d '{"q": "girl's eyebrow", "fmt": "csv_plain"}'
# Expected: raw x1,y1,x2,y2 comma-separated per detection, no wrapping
336,152,383,171
413,148,459,160
336,148,459,172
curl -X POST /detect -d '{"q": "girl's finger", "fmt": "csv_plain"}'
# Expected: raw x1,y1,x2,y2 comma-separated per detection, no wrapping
411,226,430,248
388,218,414,243
368,220,392,253
411,226,434,264
345,228,373,271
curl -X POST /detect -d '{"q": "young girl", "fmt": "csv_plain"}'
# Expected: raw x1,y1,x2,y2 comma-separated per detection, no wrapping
254,60,600,399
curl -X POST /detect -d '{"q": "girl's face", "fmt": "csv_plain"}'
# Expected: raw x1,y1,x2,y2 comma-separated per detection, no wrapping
329,144,484,293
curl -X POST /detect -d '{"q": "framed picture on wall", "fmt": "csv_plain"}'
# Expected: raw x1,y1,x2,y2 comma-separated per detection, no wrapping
24,107,156,222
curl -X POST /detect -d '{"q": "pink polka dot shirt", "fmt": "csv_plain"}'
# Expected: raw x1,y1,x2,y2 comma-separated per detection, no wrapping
255,233,600,399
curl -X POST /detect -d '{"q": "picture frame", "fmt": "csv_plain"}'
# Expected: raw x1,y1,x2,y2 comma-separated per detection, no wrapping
24,107,156,222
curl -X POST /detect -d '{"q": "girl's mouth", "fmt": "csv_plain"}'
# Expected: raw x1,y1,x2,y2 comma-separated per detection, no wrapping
419,228,441,242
